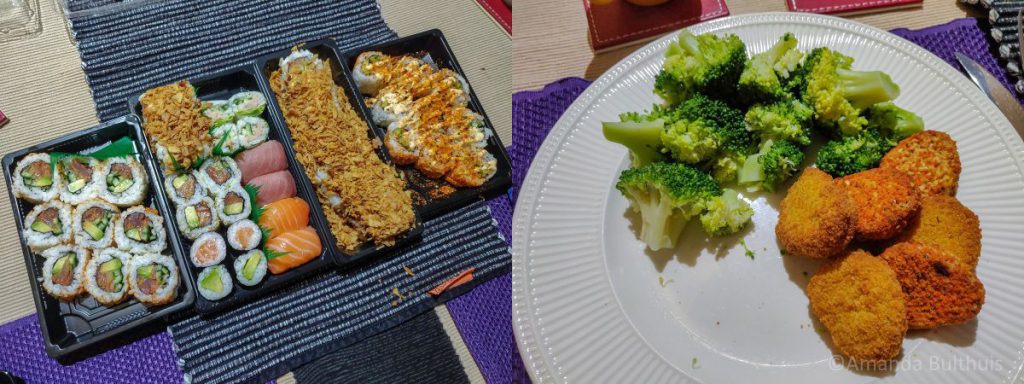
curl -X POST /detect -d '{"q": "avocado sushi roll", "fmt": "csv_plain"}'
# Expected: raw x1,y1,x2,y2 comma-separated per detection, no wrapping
197,264,232,301
128,253,178,305
23,200,73,253
226,219,261,251
353,51,388,95
228,91,266,117
175,196,219,239
98,157,148,207
40,245,89,301
73,199,119,249
211,122,243,156
198,157,240,195
234,116,269,149
13,153,61,204
190,231,226,267
234,249,267,287
84,249,131,305
58,156,100,205
216,186,251,225
201,100,234,127
114,206,166,254
164,171,206,206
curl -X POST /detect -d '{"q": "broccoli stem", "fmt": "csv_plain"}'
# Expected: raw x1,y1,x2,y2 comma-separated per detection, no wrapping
677,31,704,64
635,189,689,251
602,120,665,167
837,68,900,110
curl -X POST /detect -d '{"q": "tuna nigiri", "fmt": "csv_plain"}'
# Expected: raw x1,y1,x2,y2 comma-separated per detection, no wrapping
258,197,309,238
248,170,296,205
236,140,288,184
266,226,322,274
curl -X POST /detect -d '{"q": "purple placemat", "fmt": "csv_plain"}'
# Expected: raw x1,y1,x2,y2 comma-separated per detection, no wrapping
507,17,1021,383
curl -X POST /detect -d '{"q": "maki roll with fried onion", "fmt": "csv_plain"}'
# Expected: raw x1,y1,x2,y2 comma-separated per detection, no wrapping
114,206,166,254
98,157,148,207
13,153,61,204
58,156,100,205
73,199,119,249
175,196,219,239
84,249,131,305
129,253,178,305
23,200,72,252
164,171,205,206
41,245,89,301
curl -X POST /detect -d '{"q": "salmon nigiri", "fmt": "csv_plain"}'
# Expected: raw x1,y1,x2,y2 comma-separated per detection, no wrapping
266,226,322,274
259,197,309,238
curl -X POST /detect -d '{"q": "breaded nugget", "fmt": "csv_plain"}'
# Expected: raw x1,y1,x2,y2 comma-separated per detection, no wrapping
837,168,920,241
776,168,857,259
897,195,981,269
880,131,961,196
880,242,985,329
808,249,907,362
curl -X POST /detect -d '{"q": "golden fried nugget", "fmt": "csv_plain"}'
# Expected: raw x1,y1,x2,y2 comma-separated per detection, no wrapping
808,250,907,363
837,168,920,241
897,195,981,269
880,242,985,329
776,168,857,259
880,131,961,196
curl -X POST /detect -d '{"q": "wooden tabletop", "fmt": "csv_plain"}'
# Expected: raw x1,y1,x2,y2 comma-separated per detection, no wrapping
513,0,985,92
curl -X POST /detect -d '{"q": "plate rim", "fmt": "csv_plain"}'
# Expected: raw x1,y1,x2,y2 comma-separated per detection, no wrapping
512,11,1024,383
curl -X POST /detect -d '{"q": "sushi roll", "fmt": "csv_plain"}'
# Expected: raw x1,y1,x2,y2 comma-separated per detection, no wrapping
175,196,219,240
128,253,179,305
84,249,131,305
437,69,469,107
463,110,491,149
384,118,421,165
23,200,73,252
234,250,267,287
58,156,100,205
353,51,389,95
211,122,243,156
198,157,241,195
114,206,167,254
202,100,234,127
228,91,266,117
12,153,61,204
164,171,206,206
98,157,148,207
73,199,119,249
368,90,412,127
227,219,261,251
190,231,226,267
234,116,269,149
40,245,89,301
216,185,251,225
197,264,232,301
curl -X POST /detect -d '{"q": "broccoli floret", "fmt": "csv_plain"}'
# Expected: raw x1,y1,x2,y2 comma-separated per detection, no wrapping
655,30,747,105
661,119,722,164
603,119,666,167
799,48,901,137
745,99,814,146
699,188,754,236
616,162,724,250
619,104,672,123
815,127,897,177
672,94,755,182
866,102,924,140
737,33,804,102
737,139,805,191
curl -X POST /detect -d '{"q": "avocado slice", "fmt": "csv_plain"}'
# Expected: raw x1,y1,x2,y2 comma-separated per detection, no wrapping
111,178,133,193
137,264,153,279
24,174,52,188
31,220,52,233
51,220,63,236
67,178,86,193
83,221,104,240
126,228,142,241
172,174,189,189
185,206,200,228
224,202,244,215
51,255,69,276
200,268,222,292
100,258,122,273
242,255,260,280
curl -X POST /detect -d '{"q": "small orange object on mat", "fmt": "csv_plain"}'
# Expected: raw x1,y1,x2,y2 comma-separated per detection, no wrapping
429,267,476,297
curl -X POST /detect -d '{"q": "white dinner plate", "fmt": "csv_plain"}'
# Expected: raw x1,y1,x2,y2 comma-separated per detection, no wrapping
513,12,1024,383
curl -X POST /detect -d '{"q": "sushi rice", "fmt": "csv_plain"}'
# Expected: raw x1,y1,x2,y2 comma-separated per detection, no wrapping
98,156,148,207
226,219,261,251
164,171,206,206
202,100,234,127
12,153,62,204
228,91,266,117
198,156,241,196
23,200,73,253
128,253,179,305
353,51,387,95
73,199,119,249
234,116,269,149
40,245,89,301
190,231,226,267
211,122,243,156
84,249,131,305
234,249,267,287
369,90,412,127
114,205,167,254
216,185,251,225
176,196,220,239
197,264,232,301
58,156,101,205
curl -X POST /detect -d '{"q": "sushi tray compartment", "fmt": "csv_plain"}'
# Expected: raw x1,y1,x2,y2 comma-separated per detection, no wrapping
2,116,195,359
128,66,340,314
255,40,425,266
338,29,513,220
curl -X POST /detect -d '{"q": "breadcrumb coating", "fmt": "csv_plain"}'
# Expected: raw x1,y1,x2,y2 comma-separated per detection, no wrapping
139,81,212,173
880,241,984,329
896,194,981,269
776,168,857,258
837,168,920,241
881,131,961,196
